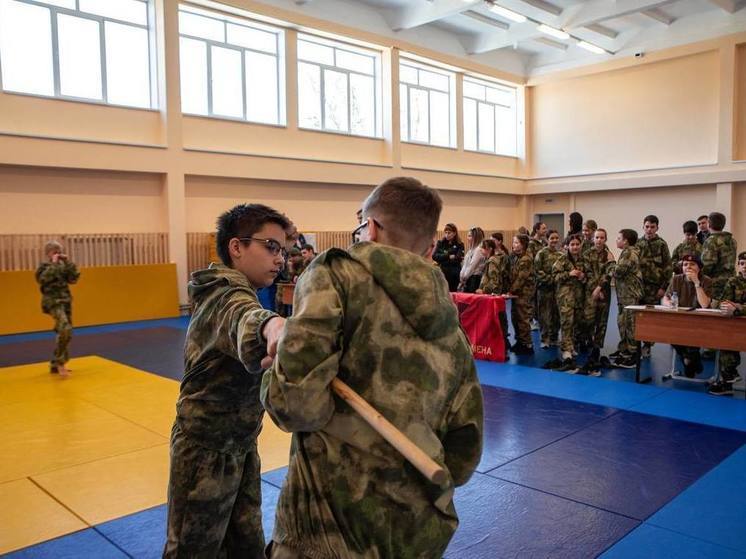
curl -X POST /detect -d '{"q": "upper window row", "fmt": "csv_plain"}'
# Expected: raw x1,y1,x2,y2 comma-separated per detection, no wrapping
0,0,519,156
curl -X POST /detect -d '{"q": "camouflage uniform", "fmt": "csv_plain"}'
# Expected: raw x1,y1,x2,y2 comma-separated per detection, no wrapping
552,252,586,354
509,253,536,347
581,238,594,255
581,246,613,351
533,246,561,345
261,242,484,559
671,240,702,275
35,260,80,370
479,253,510,295
609,247,643,354
527,237,546,260
713,275,746,374
164,264,277,559
702,232,738,300
637,235,672,305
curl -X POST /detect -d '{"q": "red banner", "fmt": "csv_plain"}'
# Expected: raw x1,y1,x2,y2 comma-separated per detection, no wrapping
451,292,507,362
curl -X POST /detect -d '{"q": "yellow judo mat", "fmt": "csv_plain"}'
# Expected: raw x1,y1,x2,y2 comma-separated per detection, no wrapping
0,356,291,554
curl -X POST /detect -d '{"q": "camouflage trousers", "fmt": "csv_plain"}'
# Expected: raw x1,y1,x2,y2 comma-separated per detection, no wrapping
720,350,741,373
47,303,72,369
536,287,559,344
511,296,533,346
164,425,265,559
616,294,639,354
558,289,584,354
581,289,611,350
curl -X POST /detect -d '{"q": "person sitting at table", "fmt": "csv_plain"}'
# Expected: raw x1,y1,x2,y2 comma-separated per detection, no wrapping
661,254,712,377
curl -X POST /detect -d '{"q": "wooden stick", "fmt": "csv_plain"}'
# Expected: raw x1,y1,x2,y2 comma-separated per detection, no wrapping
331,378,447,485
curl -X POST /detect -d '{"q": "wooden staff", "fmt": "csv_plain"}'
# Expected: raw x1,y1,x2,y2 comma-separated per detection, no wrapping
331,378,447,485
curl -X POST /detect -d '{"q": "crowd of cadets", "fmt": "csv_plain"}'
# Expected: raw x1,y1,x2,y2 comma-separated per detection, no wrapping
432,211,743,395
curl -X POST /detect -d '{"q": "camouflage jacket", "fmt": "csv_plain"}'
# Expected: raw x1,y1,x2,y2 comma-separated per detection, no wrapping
671,240,702,274
479,253,510,294
581,238,594,255
261,243,483,559
637,235,672,291
552,252,586,299
527,237,546,260
176,264,277,453
35,260,80,312
712,275,746,313
534,246,562,290
702,232,737,284
609,247,643,300
583,246,614,291
509,252,536,299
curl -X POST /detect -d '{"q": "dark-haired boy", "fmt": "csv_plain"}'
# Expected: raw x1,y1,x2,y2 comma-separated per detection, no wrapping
696,214,710,245
671,220,702,275
701,211,738,301
708,251,746,395
609,229,643,369
637,215,672,358
261,177,483,558
164,204,290,558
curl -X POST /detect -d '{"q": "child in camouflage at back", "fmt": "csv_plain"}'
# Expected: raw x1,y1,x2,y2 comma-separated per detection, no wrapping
163,204,289,558
35,240,80,377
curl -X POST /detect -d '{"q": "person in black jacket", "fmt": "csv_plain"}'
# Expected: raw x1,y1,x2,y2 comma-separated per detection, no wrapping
432,223,465,292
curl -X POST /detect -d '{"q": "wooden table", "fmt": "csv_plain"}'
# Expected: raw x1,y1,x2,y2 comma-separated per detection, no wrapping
629,305,746,384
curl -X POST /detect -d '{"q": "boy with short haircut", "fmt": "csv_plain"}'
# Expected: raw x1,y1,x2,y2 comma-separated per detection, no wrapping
261,177,483,559
35,241,80,377
701,211,738,301
671,220,703,275
637,215,672,357
708,251,746,395
580,228,615,372
164,204,289,558
609,229,644,369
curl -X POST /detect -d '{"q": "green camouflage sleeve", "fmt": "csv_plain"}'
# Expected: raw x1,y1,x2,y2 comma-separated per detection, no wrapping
479,259,499,294
509,256,531,295
35,262,64,284
701,238,718,277
63,261,80,284
261,261,343,433
552,255,572,285
660,242,672,290
534,251,551,288
613,249,637,278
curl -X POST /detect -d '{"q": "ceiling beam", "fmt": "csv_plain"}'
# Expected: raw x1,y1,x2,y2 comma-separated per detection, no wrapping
708,0,745,13
564,0,678,29
461,10,510,30
382,0,482,31
463,21,546,53
642,7,675,24
518,0,563,16
585,23,619,38
534,36,568,50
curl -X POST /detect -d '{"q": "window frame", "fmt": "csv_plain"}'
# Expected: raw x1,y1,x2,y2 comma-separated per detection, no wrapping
177,3,286,126
0,0,158,110
399,57,456,149
296,32,383,139
462,74,518,158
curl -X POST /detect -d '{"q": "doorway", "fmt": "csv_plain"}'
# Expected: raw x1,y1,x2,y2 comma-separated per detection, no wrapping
536,213,565,239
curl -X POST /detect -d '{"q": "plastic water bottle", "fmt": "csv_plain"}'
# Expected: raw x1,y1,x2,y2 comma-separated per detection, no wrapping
670,291,679,310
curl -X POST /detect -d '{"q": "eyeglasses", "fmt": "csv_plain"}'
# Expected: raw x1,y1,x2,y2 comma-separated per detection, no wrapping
351,218,384,243
237,237,286,257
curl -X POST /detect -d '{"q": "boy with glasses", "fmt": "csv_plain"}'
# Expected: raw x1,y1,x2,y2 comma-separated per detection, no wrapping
164,203,290,558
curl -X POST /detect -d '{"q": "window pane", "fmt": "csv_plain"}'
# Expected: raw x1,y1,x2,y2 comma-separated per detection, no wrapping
179,10,224,42
399,83,408,141
227,23,276,54
0,0,54,95
478,102,495,152
211,46,243,118
245,50,278,124
179,37,208,115
430,90,449,147
105,22,150,107
419,69,449,92
323,69,348,132
496,104,517,156
79,0,147,25
463,80,485,101
486,86,514,107
298,61,321,129
58,14,102,100
399,64,417,85
350,73,374,136
464,97,477,151
297,39,333,65
409,88,428,143
336,50,373,75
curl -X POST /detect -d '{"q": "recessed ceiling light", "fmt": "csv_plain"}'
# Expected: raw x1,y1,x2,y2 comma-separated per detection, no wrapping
577,40,606,54
537,24,569,40
488,4,527,23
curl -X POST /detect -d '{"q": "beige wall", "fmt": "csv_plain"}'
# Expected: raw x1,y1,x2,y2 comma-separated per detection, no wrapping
734,182,746,253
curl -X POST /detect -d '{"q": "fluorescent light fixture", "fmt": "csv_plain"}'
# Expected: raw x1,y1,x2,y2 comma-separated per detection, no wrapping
488,4,527,23
537,24,569,40
577,40,605,54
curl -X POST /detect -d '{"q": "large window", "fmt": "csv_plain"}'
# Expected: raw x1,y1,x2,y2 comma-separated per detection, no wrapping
463,76,518,157
297,34,381,138
399,59,455,148
0,0,155,108
178,4,284,125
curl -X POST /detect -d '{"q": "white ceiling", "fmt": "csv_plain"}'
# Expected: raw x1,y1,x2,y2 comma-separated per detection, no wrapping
279,0,746,77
